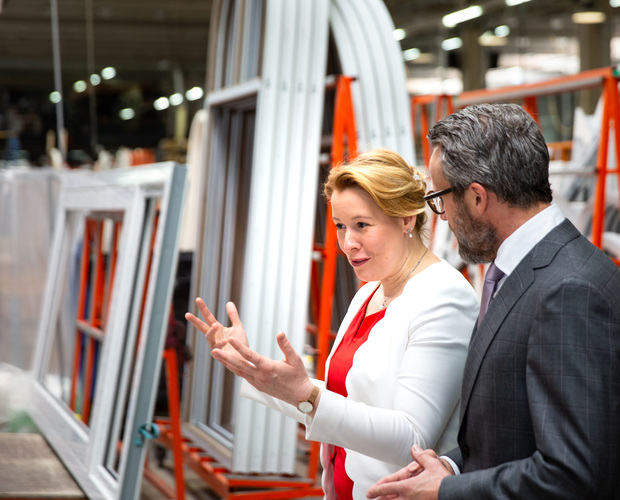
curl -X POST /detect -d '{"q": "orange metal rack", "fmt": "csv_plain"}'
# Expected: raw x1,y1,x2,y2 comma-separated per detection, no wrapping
70,218,122,423
411,66,620,265
152,346,324,499
315,74,358,383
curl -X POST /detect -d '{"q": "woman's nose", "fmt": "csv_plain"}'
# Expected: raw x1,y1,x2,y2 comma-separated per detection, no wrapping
341,230,359,252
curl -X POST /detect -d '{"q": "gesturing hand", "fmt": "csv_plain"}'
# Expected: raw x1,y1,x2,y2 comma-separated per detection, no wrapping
186,298,315,409
366,445,452,500
185,298,248,356
213,331,316,409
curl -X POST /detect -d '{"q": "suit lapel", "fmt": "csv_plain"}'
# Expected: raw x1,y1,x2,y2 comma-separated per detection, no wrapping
458,219,581,422
459,263,533,421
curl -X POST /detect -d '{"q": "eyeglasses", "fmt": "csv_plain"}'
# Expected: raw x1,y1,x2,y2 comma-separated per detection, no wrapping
424,187,454,215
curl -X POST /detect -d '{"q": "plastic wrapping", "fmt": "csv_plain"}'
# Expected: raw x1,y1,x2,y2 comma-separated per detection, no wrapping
0,167,60,370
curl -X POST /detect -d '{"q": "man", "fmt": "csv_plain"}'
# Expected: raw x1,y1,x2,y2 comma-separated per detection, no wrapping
367,103,620,499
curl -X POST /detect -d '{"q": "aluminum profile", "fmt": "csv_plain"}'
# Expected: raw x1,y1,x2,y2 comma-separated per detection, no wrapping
330,0,415,163
190,0,415,476
232,0,330,473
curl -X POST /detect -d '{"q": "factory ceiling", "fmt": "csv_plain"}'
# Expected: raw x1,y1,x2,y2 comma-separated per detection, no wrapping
0,0,616,99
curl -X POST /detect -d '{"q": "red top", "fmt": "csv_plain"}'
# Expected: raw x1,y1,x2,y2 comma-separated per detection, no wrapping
326,287,386,500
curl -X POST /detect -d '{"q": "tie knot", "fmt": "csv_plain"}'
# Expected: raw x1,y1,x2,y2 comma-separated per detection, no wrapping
477,261,505,327
486,262,504,283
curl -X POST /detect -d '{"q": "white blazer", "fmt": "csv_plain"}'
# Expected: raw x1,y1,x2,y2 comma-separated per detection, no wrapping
241,260,478,499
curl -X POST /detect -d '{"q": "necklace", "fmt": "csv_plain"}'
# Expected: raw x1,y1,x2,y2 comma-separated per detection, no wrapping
382,247,429,308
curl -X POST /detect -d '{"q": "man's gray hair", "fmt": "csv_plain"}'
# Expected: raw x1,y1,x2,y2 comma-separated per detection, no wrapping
428,103,552,207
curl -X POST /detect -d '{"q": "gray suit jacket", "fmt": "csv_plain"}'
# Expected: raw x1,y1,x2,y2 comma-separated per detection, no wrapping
440,219,620,499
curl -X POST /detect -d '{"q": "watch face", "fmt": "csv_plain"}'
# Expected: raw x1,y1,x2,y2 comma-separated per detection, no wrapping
298,401,313,413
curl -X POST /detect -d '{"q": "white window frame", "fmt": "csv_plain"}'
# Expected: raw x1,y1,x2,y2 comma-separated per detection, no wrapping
29,163,187,500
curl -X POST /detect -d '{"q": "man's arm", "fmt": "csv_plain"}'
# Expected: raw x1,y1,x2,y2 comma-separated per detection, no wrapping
440,448,461,474
440,275,620,499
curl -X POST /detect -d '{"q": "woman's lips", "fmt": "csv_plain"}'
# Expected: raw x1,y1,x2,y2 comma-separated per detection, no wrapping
350,258,369,267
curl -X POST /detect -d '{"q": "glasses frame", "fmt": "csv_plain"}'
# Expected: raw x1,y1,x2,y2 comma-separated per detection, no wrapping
424,187,454,215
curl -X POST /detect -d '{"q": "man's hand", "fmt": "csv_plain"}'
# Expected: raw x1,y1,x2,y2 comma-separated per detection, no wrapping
366,445,453,500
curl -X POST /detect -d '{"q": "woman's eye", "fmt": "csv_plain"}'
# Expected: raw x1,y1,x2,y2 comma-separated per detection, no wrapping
335,223,345,230
357,222,368,229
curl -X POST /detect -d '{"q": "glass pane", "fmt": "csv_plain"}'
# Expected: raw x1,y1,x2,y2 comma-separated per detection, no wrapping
42,213,124,430
202,106,255,440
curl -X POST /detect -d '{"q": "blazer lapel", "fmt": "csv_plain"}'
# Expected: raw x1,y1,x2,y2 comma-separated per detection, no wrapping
459,263,533,421
458,219,581,422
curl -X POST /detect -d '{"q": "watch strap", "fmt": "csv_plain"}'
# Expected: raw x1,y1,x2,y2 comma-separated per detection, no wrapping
297,385,320,412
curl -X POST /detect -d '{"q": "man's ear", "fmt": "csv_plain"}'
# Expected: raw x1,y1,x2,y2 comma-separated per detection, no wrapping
468,182,489,215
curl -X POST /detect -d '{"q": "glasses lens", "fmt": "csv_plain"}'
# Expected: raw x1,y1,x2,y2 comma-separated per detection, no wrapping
434,196,444,214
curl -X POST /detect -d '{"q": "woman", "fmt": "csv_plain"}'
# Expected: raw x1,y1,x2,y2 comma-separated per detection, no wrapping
186,148,478,499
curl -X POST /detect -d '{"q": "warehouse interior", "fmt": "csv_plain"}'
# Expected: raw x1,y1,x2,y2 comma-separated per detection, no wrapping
1,0,619,499
0,0,619,166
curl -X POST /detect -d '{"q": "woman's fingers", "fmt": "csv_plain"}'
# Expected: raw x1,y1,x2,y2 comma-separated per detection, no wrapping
226,302,242,327
186,315,217,348
190,300,312,406
196,297,217,327
185,297,228,349
212,345,257,377
185,297,217,333
184,311,206,331
206,323,228,349
276,332,302,365
227,337,261,366
189,300,248,346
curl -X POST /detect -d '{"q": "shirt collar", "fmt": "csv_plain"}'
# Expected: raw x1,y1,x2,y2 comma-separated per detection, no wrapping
495,203,565,277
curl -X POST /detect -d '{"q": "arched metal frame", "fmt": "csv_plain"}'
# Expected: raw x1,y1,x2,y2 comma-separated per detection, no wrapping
185,0,415,475
330,0,414,161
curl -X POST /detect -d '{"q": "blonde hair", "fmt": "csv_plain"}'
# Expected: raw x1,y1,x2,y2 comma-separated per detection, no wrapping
323,148,428,234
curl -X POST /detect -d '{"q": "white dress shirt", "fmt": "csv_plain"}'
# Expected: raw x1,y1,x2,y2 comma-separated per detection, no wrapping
495,203,565,286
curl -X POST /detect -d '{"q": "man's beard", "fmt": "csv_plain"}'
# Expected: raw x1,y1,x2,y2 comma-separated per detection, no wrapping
451,199,501,264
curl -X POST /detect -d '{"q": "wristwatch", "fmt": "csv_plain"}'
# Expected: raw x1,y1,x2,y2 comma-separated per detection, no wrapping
297,385,320,413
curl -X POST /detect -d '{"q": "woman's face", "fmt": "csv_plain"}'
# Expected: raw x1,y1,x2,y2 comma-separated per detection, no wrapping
330,187,409,284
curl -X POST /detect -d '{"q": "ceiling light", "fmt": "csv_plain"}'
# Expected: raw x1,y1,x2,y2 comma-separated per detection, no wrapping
572,10,606,23
610,0,620,7
495,25,510,37
403,48,421,61
506,0,532,6
101,67,116,80
442,6,483,28
73,80,87,93
90,74,101,86
49,91,62,104
478,31,508,46
119,108,135,120
185,87,204,101
169,92,184,106
441,37,463,51
154,97,170,111
393,28,406,41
